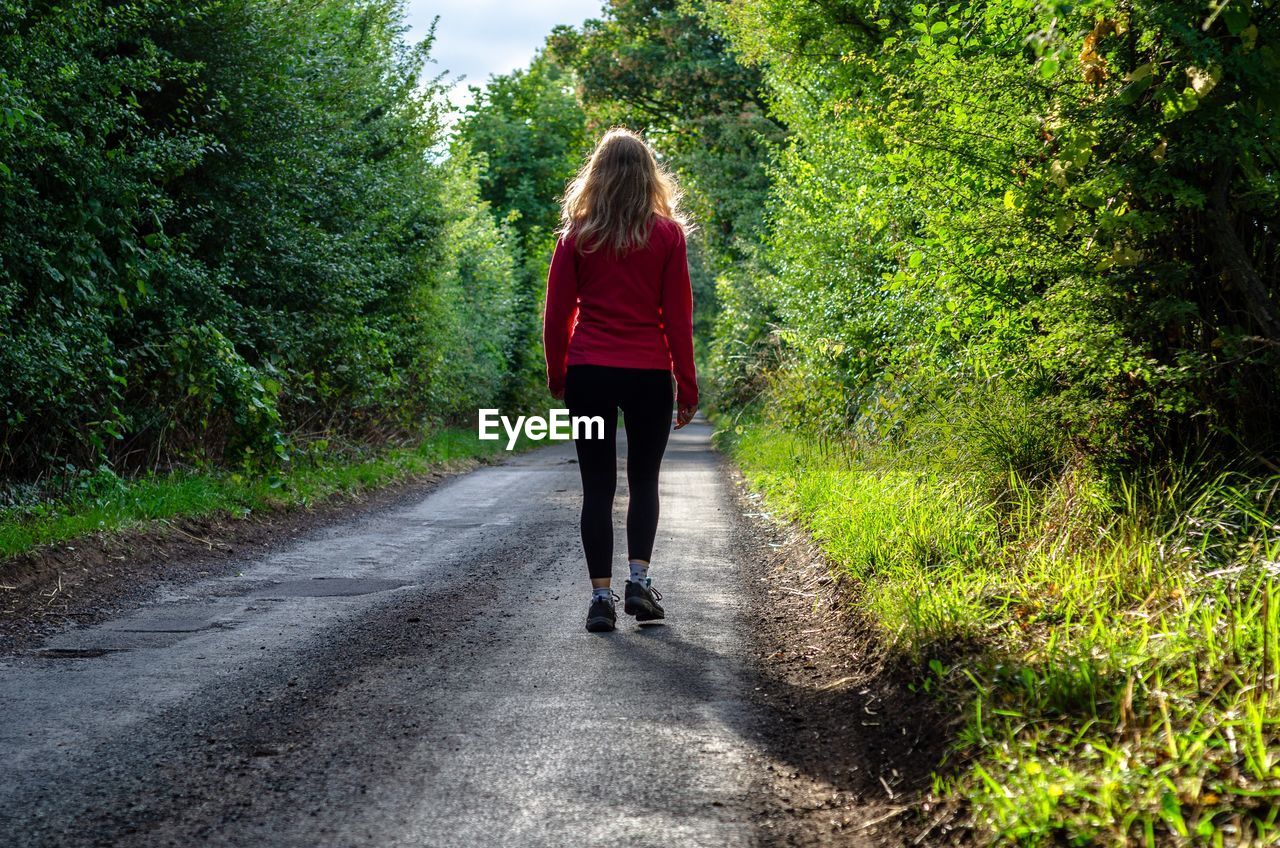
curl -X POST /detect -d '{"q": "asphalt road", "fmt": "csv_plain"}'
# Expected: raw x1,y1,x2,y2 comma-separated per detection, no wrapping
0,419,775,847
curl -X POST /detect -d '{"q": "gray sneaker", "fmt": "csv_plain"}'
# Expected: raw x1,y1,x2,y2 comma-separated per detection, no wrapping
586,591,618,632
623,579,664,621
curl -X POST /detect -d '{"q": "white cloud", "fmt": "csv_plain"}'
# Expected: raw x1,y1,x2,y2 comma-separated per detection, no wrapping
403,0,604,103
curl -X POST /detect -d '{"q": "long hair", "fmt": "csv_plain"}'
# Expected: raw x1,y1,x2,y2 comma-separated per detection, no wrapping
558,128,689,254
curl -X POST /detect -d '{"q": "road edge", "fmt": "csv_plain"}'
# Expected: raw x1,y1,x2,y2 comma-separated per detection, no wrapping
719,453,970,847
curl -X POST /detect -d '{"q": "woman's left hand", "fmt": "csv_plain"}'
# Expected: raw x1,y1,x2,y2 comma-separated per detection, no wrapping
674,405,697,429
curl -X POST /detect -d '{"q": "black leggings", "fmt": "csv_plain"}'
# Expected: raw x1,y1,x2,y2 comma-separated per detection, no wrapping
564,364,673,580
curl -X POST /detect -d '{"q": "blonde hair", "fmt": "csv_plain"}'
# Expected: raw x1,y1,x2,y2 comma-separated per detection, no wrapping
558,128,689,254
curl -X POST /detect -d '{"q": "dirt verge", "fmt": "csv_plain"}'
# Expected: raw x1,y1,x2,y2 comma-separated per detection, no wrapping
726,463,972,846
0,457,487,654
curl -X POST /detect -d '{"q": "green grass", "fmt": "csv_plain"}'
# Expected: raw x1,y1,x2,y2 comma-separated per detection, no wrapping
0,426,529,560
719,419,1280,846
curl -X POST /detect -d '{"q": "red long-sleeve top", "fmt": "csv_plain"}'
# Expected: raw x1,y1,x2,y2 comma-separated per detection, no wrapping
543,216,698,408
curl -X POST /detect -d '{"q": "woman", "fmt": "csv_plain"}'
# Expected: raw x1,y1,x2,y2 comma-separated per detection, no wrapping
543,128,699,633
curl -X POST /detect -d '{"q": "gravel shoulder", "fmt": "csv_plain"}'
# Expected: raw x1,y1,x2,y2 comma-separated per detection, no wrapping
727,464,967,846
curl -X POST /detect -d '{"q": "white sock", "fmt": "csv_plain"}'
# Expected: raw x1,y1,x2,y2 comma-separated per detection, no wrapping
592,586,612,602
628,560,649,584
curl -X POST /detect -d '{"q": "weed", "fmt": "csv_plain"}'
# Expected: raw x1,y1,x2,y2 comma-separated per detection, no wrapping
720,419,1280,845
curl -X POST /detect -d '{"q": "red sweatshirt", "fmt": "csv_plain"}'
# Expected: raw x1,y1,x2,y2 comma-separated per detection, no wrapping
543,216,698,408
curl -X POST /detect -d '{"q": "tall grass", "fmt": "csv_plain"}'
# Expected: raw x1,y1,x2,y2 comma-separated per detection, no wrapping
0,427,522,559
721,421,1280,845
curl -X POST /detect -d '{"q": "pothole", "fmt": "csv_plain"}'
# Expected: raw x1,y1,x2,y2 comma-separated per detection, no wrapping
105,616,220,633
251,577,409,598
33,647,123,659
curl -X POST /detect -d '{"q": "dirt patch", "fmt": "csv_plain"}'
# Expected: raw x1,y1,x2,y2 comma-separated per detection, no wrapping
0,457,486,654
726,464,972,846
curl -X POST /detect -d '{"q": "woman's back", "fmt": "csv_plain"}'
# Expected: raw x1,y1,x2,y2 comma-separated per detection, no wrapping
544,216,697,409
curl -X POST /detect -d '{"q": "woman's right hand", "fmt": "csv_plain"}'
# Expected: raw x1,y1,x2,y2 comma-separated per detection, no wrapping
674,405,697,430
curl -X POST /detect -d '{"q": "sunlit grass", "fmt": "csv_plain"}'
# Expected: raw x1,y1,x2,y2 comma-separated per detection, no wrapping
720,420,1280,846
0,426,523,559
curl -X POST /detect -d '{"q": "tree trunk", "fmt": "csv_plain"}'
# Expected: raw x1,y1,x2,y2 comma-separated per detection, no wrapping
1206,155,1280,340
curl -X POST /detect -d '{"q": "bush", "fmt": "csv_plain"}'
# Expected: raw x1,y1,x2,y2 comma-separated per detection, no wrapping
0,0,535,477
706,0,1280,469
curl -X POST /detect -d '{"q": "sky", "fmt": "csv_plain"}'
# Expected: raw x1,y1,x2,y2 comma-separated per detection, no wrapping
401,1,605,111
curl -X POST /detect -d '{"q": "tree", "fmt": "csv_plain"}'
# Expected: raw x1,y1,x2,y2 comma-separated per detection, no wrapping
0,0,530,475
706,0,1280,465
454,52,591,405
549,0,782,255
